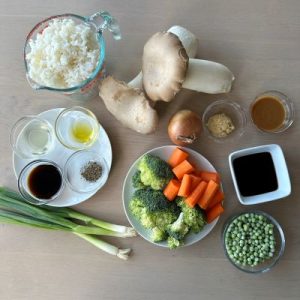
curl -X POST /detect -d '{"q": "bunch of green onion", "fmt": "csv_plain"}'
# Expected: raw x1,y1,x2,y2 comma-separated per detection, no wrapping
0,187,136,260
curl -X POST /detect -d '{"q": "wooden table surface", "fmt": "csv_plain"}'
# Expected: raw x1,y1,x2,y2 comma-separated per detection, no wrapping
0,1,299,299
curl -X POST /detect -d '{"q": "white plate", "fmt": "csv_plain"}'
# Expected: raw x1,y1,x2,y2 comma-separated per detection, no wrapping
13,108,112,207
122,145,220,248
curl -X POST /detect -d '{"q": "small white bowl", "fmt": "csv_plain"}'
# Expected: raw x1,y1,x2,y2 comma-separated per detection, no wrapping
229,144,291,205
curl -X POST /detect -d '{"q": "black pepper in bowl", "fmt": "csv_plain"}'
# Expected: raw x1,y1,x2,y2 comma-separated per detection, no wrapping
81,161,102,182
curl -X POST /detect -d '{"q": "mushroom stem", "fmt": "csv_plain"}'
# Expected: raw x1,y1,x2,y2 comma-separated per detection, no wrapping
128,71,142,89
167,25,198,58
127,26,198,89
182,59,235,94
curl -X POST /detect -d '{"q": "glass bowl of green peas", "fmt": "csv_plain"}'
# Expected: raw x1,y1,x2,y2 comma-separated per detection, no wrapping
222,211,285,273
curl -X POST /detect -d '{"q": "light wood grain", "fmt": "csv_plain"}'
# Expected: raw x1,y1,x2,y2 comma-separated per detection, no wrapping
0,1,300,299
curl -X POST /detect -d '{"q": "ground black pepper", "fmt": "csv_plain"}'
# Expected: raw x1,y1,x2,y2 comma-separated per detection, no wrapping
81,161,102,182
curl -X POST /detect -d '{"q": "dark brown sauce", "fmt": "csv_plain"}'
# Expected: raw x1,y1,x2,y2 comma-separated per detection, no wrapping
251,96,286,131
233,152,278,197
28,164,62,199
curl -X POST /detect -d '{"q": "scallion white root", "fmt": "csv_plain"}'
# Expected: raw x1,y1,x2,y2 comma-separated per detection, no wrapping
74,233,131,260
0,187,135,260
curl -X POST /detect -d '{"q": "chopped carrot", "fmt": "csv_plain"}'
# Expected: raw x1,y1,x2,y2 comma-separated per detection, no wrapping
206,203,224,223
198,180,219,210
172,160,195,180
207,190,224,210
163,179,181,201
178,174,192,197
185,181,208,208
200,171,220,183
168,147,189,168
191,169,203,177
189,174,202,190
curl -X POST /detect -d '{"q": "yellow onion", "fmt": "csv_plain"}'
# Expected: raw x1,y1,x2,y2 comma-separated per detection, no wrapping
168,110,201,146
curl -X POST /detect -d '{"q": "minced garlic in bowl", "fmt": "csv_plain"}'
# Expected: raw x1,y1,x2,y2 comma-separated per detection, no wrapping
202,100,247,142
207,113,235,138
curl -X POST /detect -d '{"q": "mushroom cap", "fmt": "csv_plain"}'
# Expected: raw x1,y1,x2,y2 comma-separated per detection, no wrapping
142,31,189,102
99,76,159,134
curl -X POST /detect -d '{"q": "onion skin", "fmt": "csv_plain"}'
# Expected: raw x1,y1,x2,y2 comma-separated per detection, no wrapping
168,110,202,146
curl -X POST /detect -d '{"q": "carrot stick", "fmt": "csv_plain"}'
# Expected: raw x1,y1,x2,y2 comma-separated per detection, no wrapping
206,203,224,223
189,174,202,190
168,147,189,168
163,179,181,201
178,174,192,197
199,171,220,183
185,181,208,208
198,180,219,210
207,190,224,210
172,160,195,180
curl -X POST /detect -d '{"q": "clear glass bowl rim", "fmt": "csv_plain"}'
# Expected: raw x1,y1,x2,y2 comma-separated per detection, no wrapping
23,13,105,92
249,90,294,134
63,149,109,193
221,210,285,274
10,115,54,159
18,159,65,205
202,99,247,143
54,106,100,150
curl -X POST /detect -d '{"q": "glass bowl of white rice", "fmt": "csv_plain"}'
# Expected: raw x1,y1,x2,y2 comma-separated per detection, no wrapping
24,11,121,100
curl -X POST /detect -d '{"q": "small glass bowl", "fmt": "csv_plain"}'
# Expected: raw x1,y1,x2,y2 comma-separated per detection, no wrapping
64,149,109,193
202,100,247,143
222,211,285,274
10,116,54,159
250,90,294,134
18,160,64,205
55,106,100,150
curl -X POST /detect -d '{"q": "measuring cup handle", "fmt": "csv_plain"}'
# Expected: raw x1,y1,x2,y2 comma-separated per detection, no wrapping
87,11,121,40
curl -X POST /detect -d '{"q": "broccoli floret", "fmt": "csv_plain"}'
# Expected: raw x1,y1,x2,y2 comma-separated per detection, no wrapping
167,236,183,249
176,197,206,233
153,210,179,229
129,188,180,234
141,210,179,230
132,170,146,189
138,154,173,190
131,188,178,213
151,227,167,242
167,212,189,240
129,198,144,217
140,210,156,228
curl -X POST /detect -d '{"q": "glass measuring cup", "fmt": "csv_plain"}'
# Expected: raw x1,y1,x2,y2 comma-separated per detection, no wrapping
24,11,121,101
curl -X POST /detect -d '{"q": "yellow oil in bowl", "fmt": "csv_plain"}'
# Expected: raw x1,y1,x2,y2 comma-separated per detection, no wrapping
72,120,95,143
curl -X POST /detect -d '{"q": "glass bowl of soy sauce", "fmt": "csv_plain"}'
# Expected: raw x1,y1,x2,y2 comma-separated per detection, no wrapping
18,160,64,205
228,144,291,205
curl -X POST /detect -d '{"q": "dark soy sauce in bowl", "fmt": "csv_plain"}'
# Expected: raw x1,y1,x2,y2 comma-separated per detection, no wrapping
232,152,278,197
28,164,62,199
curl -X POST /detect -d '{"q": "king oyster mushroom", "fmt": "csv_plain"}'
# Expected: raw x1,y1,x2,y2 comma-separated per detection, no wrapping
99,76,158,134
142,32,235,102
128,25,198,89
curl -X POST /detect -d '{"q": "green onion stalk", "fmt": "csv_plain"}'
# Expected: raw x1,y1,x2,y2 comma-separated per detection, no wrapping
0,187,135,260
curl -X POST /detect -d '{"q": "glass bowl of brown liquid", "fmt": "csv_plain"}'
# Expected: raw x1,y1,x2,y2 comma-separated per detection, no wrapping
250,91,294,133
18,160,64,205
